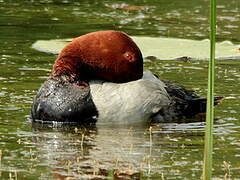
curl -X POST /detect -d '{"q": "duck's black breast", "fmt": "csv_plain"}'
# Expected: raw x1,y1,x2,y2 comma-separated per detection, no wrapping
31,76,98,125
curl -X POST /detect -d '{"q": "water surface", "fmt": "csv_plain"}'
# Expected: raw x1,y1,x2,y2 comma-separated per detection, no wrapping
0,0,240,179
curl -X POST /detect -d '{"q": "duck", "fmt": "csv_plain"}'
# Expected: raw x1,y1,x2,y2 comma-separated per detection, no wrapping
31,30,223,125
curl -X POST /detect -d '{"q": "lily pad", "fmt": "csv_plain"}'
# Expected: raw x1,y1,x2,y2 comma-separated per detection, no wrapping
32,36,240,60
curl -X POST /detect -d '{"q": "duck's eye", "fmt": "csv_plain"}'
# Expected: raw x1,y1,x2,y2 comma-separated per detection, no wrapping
124,52,134,62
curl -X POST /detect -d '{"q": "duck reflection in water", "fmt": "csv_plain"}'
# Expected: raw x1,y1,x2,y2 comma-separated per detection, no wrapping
31,120,210,179
31,123,154,179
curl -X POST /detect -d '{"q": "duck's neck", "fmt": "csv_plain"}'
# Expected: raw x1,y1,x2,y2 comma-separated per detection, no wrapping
51,57,89,88
52,56,79,79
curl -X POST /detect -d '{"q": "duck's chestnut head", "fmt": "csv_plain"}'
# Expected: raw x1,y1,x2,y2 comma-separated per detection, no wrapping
52,30,143,82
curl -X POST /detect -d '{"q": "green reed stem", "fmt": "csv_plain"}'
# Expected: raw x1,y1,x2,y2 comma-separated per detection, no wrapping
203,0,216,179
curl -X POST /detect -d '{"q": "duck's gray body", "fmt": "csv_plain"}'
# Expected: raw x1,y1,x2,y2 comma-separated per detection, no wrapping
31,71,222,125
90,71,170,124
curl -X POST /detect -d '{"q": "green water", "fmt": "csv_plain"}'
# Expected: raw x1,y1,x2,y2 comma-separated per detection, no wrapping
0,0,239,179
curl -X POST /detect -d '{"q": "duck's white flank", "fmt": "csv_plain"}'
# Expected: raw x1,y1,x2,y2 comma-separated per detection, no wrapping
90,71,170,124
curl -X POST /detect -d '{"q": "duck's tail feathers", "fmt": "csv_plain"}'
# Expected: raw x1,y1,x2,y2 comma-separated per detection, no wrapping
187,96,224,115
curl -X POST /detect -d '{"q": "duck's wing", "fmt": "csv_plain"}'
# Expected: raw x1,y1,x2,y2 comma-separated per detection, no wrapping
152,79,224,123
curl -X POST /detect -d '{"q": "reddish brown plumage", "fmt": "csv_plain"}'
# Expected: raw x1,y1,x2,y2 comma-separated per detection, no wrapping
52,30,143,82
